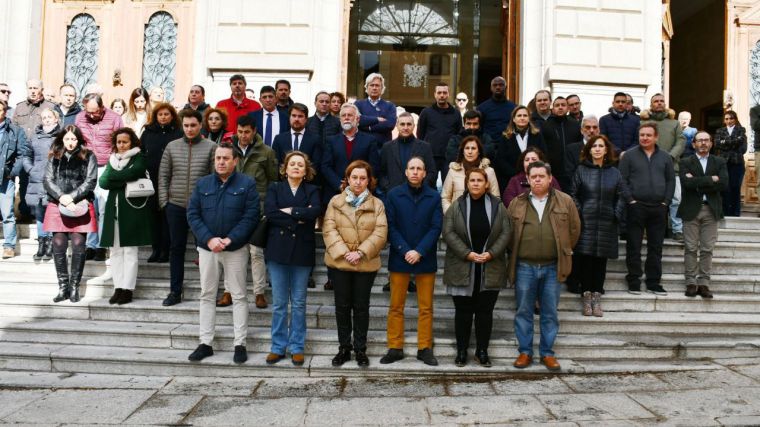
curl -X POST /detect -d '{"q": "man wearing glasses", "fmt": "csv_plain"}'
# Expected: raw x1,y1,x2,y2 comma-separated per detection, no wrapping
0,84,12,119
678,131,728,299
455,92,469,123
566,94,583,122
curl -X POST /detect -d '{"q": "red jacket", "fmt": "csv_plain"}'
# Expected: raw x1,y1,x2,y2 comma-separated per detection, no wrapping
216,97,261,133
75,109,124,166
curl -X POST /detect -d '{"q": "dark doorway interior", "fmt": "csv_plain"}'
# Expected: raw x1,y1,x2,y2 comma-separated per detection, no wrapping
669,0,725,134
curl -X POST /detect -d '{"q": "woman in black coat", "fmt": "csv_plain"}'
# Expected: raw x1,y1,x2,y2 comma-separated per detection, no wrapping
140,103,182,262
713,110,747,217
23,108,60,260
569,135,629,317
488,105,546,194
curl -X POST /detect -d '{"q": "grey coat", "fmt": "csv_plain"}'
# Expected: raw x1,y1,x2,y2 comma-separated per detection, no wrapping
158,136,216,209
442,193,511,295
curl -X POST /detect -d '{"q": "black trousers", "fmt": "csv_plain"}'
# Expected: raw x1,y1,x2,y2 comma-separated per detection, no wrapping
575,254,608,293
332,268,376,352
625,203,667,288
451,284,499,351
151,204,170,254
435,156,447,184
723,162,745,217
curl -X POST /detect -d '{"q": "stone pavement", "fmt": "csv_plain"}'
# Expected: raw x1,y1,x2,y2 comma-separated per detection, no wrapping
2,357,760,426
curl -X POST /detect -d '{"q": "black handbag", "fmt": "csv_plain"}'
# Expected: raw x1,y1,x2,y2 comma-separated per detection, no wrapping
250,216,268,247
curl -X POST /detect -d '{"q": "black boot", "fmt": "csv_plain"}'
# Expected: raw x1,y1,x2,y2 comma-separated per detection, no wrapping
52,252,70,303
42,237,53,261
69,251,86,303
33,238,45,261
147,247,160,263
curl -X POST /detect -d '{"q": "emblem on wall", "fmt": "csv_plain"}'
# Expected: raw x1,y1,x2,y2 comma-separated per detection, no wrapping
403,62,428,88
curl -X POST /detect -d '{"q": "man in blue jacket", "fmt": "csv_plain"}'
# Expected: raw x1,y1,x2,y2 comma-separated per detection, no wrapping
186,142,260,364
477,76,516,141
355,73,397,150
600,92,641,154
381,156,443,367
0,101,29,259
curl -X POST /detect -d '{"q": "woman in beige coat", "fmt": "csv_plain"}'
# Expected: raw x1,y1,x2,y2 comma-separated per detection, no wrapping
441,135,499,213
322,160,388,368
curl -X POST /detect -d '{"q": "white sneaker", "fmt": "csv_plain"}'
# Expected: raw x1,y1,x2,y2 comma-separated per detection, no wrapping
87,267,113,285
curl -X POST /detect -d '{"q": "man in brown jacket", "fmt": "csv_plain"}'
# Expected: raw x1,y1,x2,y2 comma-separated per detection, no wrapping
507,161,580,371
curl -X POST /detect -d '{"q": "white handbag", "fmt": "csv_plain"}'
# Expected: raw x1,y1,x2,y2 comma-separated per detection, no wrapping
124,172,154,209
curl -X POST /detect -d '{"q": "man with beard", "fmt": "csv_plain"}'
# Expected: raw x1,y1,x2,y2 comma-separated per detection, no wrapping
275,80,295,114
600,92,641,154
216,75,261,134
416,82,462,182
541,96,582,191
447,110,493,164
477,76,516,141
74,94,124,263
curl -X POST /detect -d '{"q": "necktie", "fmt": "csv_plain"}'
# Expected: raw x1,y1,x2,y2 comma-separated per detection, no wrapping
265,113,273,146
293,132,301,151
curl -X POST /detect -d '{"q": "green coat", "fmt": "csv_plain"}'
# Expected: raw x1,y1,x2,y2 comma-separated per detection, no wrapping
235,135,278,208
442,193,511,291
98,152,154,247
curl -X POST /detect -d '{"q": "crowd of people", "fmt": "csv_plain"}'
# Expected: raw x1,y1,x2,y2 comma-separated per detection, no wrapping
0,71,755,371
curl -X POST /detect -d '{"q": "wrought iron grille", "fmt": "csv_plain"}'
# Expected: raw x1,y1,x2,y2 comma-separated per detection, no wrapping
142,11,177,102
64,14,99,101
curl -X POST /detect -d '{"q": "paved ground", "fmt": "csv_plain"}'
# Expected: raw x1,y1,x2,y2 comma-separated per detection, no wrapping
2,357,760,426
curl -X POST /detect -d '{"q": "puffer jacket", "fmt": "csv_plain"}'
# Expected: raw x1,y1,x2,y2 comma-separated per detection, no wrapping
569,161,630,259
43,148,97,203
442,193,511,290
440,158,500,213
599,110,640,153
23,123,60,207
713,126,747,166
158,136,216,209
322,192,388,272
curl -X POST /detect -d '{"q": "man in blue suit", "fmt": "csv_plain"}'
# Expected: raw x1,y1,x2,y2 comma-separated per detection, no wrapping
321,103,380,207
249,85,289,147
272,103,322,168
355,73,397,150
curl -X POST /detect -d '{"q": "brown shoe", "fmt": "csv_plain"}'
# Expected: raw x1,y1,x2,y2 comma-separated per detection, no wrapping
697,285,713,299
216,292,232,307
265,352,285,365
685,284,698,297
541,356,561,371
292,353,305,366
255,294,268,309
513,353,533,369
2,248,14,259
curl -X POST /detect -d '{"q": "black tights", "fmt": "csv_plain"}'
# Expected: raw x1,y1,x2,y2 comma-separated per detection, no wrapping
52,232,86,256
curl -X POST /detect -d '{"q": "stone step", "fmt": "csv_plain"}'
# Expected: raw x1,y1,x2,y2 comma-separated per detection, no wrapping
5,278,760,313
1,316,759,362
2,295,760,336
10,233,760,260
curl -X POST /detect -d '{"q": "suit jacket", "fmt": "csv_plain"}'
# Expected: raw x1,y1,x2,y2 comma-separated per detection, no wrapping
271,130,322,168
677,154,728,222
379,137,437,192
321,131,380,195
249,108,290,146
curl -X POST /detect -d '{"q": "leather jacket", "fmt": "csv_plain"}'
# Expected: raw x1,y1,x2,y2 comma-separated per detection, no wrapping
43,148,98,203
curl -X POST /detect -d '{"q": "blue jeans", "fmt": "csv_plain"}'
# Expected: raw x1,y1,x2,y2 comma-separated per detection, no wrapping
34,202,50,238
514,262,561,357
268,260,310,355
86,166,107,249
669,176,682,234
0,179,17,248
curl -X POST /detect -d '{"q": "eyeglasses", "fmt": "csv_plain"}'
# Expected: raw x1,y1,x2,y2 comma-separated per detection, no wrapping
0,89,10,95
456,98,467,102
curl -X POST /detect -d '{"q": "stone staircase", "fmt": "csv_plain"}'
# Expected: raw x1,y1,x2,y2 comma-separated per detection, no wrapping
1,218,760,377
